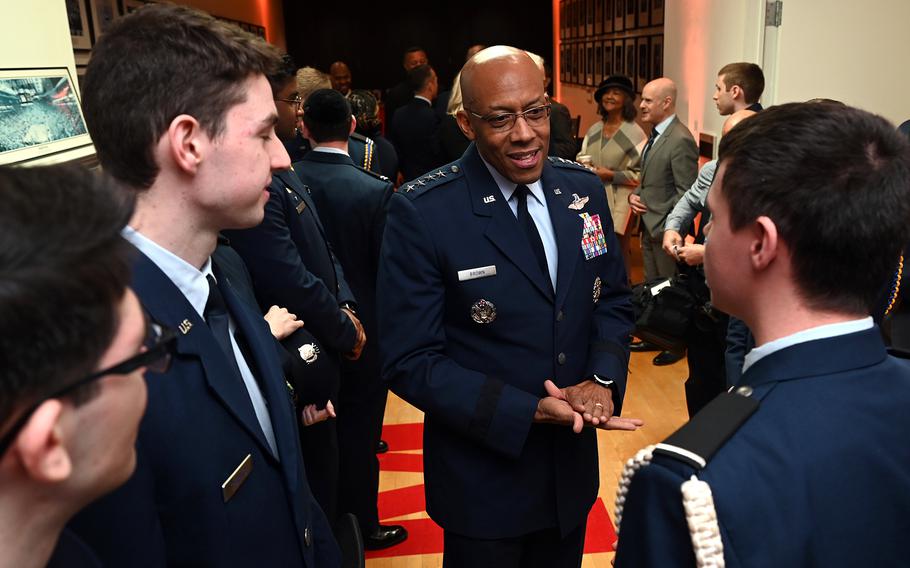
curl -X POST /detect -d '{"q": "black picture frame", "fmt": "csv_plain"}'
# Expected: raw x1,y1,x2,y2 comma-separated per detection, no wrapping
652,0,664,25
586,41,594,86
638,0,650,27
636,36,649,91
624,37,636,79
594,0,603,35
613,40,624,79
604,42,613,78
650,35,664,78
604,0,614,33
66,0,92,49
614,0,624,32
594,40,604,85
625,0,636,30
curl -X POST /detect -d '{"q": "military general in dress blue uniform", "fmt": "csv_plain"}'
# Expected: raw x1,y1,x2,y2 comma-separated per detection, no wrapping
378,46,642,568
614,103,910,567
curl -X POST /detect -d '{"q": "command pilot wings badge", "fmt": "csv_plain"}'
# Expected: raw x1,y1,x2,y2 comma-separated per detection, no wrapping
568,193,589,210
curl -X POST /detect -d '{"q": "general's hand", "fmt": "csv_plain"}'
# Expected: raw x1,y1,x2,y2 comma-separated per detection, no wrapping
533,395,584,433
264,305,304,340
342,308,366,360
677,243,705,266
301,400,336,426
559,380,615,426
628,194,648,215
662,230,683,258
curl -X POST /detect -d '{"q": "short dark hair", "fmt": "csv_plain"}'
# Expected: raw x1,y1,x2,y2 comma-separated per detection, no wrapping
0,165,134,422
83,3,283,189
717,102,910,314
717,62,765,104
269,53,298,96
407,65,435,94
403,46,426,58
302,88,352,143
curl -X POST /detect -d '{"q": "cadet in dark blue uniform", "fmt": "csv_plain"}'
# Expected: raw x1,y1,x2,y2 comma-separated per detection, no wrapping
378,46,641,567
294,89,405,550
614,103,910,567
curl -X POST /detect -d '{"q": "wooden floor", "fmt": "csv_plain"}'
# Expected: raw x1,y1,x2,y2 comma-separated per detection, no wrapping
366,237,692,567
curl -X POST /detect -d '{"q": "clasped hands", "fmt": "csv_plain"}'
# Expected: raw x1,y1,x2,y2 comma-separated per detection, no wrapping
534,380,643,433
341,307,367,360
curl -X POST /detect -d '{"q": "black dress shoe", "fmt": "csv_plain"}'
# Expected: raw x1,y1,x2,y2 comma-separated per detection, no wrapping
363,524,408,550
629,340,661,352
652,350,685,366
376,439,389,454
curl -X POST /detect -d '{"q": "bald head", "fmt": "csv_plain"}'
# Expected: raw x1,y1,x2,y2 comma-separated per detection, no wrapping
722,109,756,136
460,46,541,110
640,77,677,126
329,61,351,95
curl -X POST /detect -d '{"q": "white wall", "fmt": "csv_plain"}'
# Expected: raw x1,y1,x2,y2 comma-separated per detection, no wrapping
1,0,95,164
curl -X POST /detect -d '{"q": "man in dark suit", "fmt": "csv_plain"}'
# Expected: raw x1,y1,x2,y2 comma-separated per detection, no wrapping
224,60,367,529
66,6,340,566
295,88,405,550
614,103,910,567
0,165,157,568
385,46,429,126
629,77,698,366
390,64,445,181
378,46,642,567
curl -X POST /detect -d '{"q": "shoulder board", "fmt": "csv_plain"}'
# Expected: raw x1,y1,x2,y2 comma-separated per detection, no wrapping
653,389,759,470
353,164,390,183
350,132,368,143
547,155,597,176
400,164,463,197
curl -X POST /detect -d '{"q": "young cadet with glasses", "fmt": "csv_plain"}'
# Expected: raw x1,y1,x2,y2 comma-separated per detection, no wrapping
0,164,174,568
66,5,340,567
378,46,642,567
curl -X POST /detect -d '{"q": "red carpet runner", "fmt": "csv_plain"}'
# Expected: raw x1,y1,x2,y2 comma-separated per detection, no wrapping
366,422,618,560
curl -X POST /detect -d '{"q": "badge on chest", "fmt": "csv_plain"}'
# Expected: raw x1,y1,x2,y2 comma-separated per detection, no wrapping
580,212,608,260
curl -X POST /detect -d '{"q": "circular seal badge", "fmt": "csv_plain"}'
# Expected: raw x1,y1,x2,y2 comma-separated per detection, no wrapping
593,276,602,303
470,299,497,324
298,343,320,364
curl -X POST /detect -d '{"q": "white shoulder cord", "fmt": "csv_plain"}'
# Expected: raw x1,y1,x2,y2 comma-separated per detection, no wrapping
613,446,725,567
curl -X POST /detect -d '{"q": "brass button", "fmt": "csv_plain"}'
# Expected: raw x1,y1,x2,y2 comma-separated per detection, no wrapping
735,385,753,397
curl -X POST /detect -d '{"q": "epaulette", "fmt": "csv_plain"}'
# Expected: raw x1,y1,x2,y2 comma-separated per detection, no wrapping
349,133,375,171
547,155,597,176
353,164,391,183
653,387,759,469
400,164,463,197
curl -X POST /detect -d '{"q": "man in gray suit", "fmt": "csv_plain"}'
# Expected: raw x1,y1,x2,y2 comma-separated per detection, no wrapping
629,78,698,366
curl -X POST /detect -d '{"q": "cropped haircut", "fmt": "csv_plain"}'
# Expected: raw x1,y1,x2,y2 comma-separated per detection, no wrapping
0,165,134,422
717,102,910,314
297,67,331,102
269,53,298,97
407,65,434,94
718,62,765,104
302,88,352,143
82,3,282,189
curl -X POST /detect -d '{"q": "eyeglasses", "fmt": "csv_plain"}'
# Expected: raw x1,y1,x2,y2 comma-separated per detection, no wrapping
466,103,552,132
0,316,176,456
276,94,303,110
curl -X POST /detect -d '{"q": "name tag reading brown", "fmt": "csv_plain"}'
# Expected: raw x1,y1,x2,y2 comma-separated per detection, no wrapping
222,453,253,503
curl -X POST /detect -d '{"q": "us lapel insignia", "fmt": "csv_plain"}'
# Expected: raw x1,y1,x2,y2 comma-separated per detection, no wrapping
568,193,589,210
178,319,193,335
483,195,496,204
553,187,562,195
298,343,320,364
470,299,497,324
593,276,602,303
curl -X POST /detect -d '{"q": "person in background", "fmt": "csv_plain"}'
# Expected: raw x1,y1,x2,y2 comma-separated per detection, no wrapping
329,61,352,97
0,164,167,568
578,75,647,277
349,89,398,181
437,70,471,162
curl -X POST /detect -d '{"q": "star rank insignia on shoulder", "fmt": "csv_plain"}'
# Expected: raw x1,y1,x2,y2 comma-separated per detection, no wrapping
401,164,463,197
548,156,598,176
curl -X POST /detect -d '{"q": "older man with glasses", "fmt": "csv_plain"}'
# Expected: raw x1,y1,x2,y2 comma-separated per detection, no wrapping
0,163,174,567
378,45,642,567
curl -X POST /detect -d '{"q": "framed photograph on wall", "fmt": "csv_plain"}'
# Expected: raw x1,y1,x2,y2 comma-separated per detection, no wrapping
559,1,565,39
594,40,603,85
603,42,613,78
89,0,119,40
650,35,664,78
604,0,613,33
613,41,624,80
586,0,594,36
66,0,92,49
652,0,664,26
576,0,584,38
625,0,636,30
594,0,602,35
638,0,650,27
586,41,594,86
570,43,579,85
636,36,649,91
0,68,93,165
624,38,636,80
614,0,624,33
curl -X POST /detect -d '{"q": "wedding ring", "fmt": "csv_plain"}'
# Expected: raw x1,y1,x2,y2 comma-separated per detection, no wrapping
594,402,604,408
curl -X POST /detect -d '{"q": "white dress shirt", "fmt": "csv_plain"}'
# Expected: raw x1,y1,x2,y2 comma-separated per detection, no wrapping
742,317,874,374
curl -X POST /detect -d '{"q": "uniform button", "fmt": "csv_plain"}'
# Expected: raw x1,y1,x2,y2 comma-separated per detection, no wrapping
735,385,753,397
304,527,311,547
556,310,565,322
557,352,566,365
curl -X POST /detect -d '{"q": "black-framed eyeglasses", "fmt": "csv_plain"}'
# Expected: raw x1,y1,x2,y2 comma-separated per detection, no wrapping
0,316,176,456
276,94,303,110
465,103,552,132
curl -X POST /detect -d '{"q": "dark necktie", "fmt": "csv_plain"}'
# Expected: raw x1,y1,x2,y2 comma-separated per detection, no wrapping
204,274,244,380
514,185,551,287
641,127,659,167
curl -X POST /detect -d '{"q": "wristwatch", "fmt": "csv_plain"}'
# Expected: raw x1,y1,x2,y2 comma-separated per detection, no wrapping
340,302,357,315
589,374,616,392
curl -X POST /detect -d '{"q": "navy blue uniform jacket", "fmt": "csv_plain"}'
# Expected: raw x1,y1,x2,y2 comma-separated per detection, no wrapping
68,251,340,567
615,328,910,567
378,145,634,539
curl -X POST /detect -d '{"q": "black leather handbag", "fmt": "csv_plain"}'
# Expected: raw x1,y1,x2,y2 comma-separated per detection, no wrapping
631,265,717,351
